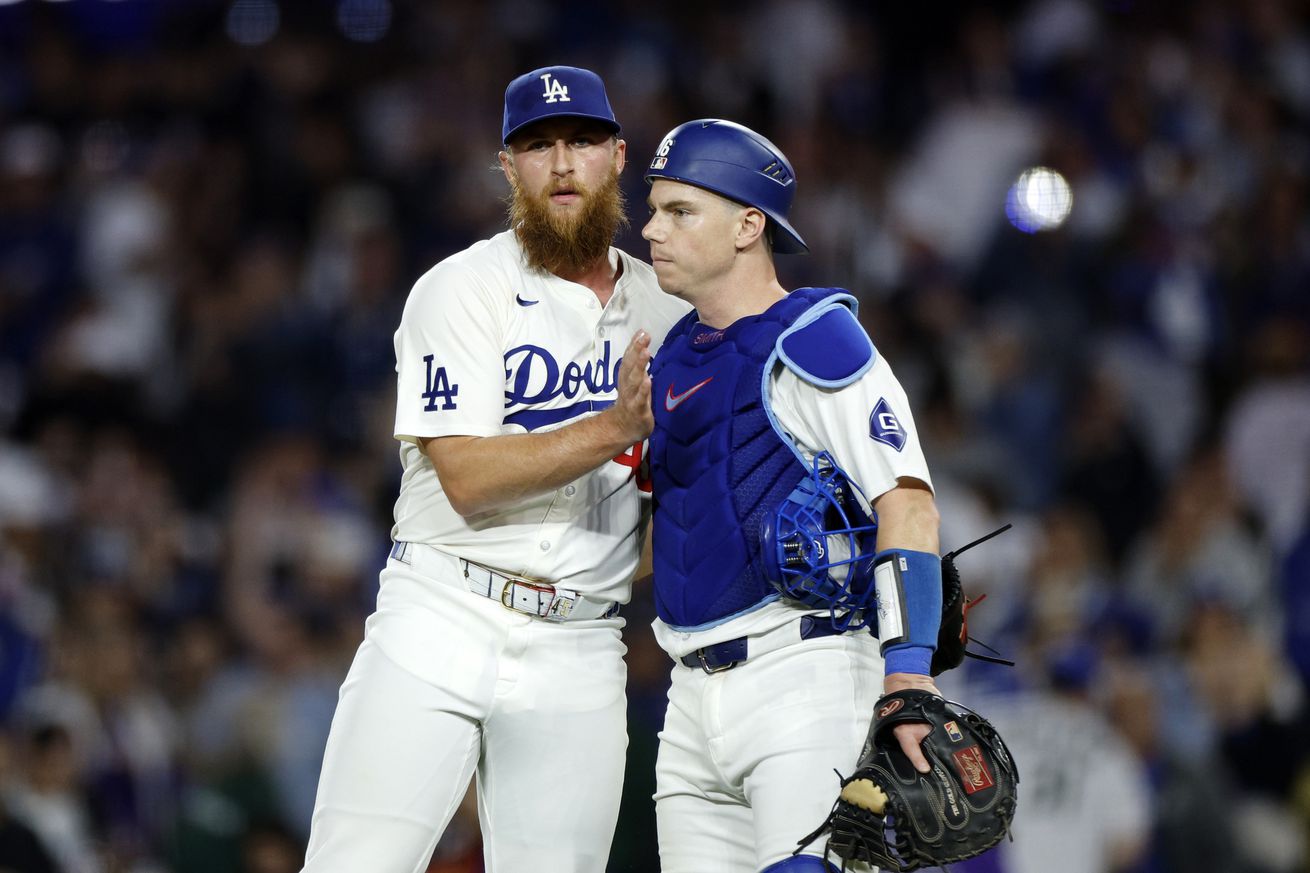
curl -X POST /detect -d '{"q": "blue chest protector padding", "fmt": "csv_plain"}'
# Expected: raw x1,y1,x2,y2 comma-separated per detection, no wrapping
649,287,869,629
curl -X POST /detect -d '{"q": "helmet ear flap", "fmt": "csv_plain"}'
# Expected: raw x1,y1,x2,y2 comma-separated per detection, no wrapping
760,452,879,630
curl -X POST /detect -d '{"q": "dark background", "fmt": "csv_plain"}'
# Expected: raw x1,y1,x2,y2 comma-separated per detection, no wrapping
0,1,1307,871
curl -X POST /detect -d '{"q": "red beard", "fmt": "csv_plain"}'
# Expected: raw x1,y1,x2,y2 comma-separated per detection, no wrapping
508,169,628,276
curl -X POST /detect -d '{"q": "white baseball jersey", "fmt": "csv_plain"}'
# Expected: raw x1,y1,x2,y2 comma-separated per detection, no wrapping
391,229,689,602
652,345,934,657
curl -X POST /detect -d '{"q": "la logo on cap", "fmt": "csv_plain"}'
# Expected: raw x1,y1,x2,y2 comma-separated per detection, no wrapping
540,73,571,104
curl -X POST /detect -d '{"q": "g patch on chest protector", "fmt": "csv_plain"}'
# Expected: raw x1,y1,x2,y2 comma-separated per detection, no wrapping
775,299,876,388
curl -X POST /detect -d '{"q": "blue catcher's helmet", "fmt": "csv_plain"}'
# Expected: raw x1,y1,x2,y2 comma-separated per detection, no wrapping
645,119,808,254
760,452,879,630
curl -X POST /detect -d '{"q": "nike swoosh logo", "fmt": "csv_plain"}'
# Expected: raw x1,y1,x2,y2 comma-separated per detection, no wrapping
516,294,539,307
665,377,713,412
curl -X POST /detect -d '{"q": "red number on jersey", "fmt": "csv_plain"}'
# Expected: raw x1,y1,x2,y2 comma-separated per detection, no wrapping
612,442,652,493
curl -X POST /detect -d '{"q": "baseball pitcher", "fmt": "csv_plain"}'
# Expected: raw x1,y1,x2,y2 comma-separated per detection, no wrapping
298,66,688,873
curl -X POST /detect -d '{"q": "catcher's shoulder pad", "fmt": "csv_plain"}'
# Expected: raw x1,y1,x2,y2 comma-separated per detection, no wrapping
776,292,876,388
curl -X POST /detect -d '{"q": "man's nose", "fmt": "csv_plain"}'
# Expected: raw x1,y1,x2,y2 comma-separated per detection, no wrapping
550,141,574,174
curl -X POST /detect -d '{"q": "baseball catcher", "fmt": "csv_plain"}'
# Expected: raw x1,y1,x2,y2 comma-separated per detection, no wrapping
797,689,1019,871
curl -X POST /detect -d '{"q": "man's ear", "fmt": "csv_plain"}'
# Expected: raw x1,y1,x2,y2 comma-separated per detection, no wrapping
736,207,767,251
499,150,516,185
614,137,627,174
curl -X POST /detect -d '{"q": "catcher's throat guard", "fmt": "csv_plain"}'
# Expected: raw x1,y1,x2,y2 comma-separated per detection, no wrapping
761,451,878,631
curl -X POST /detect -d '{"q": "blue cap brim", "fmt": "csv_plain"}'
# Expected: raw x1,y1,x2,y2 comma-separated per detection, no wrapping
503,113,621,145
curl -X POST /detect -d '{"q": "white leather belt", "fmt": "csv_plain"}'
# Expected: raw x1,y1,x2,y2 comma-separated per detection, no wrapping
389,541,619,622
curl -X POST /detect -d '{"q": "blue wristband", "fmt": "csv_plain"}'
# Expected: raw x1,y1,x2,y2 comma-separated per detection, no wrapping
873,548,942,674
884,645,933,676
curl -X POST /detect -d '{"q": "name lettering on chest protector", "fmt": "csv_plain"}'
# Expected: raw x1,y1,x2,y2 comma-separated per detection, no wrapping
504,341,619,406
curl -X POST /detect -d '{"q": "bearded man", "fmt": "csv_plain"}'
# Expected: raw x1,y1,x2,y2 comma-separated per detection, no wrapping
298,66,688,873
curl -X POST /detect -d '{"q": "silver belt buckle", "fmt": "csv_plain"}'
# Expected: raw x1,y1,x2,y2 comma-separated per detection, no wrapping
697,649,739,674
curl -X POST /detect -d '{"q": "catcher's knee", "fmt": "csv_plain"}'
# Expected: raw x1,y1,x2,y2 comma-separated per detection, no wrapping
760,856,840,873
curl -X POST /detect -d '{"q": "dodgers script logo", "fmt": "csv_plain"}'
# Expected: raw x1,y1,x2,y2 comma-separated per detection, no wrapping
504,341,619,407
501,341,623,432
540,73,570,104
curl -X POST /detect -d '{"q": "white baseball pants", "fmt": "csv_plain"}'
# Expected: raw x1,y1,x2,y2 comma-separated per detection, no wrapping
300,553,628,873
654,629,883,873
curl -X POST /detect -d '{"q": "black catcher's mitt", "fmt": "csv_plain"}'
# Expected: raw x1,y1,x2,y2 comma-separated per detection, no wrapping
797,689,1019,872
931,524,1014,676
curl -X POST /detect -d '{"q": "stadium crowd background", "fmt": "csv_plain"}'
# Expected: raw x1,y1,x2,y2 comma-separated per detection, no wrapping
0,0,1308,871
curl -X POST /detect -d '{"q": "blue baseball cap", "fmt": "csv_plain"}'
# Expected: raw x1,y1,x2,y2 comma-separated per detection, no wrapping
502,65,620,144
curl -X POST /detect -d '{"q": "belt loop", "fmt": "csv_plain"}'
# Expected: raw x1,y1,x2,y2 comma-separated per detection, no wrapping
799,614,816,639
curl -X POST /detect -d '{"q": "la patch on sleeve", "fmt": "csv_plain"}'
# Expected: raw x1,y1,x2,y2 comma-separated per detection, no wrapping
421,355,459,411
869,398,906,451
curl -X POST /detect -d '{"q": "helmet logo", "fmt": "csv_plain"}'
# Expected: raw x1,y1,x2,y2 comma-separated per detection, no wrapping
650,136,675,170
540,73,571,104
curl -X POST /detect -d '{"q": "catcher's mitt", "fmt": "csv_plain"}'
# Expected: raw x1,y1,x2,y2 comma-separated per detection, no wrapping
797,689,1019,872
931,524,1014,676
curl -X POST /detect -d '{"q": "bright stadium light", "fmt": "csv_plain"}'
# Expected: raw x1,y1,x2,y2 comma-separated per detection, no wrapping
1006,166,1073,233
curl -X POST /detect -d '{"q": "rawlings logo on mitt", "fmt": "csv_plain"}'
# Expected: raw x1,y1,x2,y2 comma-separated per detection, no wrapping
797,689,1019,872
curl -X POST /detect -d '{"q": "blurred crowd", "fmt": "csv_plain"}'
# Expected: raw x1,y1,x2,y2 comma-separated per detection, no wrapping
0,0,1307,871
